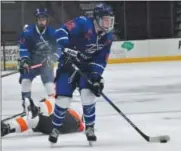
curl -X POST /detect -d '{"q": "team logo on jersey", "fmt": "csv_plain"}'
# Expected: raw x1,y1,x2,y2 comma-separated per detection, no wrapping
85,43,104,54
36,40,50,51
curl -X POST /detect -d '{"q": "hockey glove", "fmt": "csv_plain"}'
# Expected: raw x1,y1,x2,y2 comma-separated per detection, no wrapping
89,74,104,97
19,57,31,74
63,48,77,66
1,122,11,137
64,48,90,64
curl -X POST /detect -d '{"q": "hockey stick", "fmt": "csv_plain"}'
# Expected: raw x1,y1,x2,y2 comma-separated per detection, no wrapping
1,71,19,78
2,112,26,122
71,63,170,143
1,63,43,78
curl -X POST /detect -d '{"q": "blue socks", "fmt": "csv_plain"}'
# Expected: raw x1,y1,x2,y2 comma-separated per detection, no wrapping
83,103,96,127
52,104,68,129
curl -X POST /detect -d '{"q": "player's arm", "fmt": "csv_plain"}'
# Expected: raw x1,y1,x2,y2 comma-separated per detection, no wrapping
88,37,112,97
54,16,90,58
42,27,59,67
90,43,112,76
18,31,30,59
90,32,113,77
18,27,31,74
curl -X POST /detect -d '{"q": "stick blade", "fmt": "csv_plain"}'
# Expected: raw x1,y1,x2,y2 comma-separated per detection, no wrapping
149,135,170,143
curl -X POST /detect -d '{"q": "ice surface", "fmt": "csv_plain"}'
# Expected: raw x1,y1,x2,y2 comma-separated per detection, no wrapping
2,61,181,151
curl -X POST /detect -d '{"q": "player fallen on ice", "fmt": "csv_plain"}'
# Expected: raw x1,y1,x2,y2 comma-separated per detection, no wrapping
18,8,58,111
48,3,114,144
1,98,84,137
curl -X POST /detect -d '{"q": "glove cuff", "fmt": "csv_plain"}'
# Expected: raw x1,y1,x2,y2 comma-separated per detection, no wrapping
90,72,102,81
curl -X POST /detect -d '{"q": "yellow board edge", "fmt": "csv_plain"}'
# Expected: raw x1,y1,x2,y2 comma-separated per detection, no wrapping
108,55,181,64
1,55,181,69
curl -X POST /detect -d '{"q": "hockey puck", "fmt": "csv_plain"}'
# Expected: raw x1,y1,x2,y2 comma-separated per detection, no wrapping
160,140,167,143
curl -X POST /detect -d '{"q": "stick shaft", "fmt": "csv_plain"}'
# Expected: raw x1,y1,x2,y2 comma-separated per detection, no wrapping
71,63,150,142
2,112,26,122
1,63,43,78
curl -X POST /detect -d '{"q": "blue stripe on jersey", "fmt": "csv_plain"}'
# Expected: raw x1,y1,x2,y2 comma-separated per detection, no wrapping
89,62,105,75
19,49,30,58
56,28,68,35
55,27,69,46
56,37,68,42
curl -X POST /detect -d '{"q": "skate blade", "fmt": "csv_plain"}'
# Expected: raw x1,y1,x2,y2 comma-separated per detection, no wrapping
89,141,94,146
50,142,56,148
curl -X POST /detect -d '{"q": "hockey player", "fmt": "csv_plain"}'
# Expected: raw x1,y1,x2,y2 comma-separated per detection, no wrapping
18,8,58,110
1,98,84,137
48,3,114,144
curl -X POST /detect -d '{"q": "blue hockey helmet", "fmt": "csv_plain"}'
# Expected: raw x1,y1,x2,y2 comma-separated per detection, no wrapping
35,8,49,29
35,8,49,17
93,3,114,32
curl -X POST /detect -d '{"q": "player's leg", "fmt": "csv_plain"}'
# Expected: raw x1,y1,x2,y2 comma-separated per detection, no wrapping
1,113,39,137
34,98,84,135
19,69,37,110
2,98,54,137
48,70,75,143
79,74,97,141
33,98,55,134
1,98,41,137
40,65,55,100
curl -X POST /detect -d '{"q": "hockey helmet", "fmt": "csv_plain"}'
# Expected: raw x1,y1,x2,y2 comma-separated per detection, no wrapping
35,8,49,28
93,3,114,33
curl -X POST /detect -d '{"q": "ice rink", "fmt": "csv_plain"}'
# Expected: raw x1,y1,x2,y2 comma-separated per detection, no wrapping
2,61,181,151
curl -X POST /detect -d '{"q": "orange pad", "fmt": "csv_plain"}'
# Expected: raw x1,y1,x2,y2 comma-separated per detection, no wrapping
68,109,85,131
68,109,82,121
44,99,53,115
16,117,28,132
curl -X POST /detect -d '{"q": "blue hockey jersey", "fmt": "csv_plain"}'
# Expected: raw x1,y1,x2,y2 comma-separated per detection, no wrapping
18,24,56,63
55,16,113,76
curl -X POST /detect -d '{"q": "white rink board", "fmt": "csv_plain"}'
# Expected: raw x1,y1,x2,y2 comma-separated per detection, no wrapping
110,38,181,59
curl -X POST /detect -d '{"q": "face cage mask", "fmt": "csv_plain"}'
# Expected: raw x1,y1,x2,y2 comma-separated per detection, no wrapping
37,16,48,29
97,16,115,33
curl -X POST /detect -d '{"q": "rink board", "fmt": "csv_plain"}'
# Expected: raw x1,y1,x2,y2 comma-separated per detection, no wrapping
1,38,181,70
108,38,181,64
2,55,181,69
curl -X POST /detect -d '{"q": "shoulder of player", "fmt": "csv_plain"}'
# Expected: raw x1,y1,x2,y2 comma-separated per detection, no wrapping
22,24,34,36
75,16,92,26
46,26,56,36
105,32,113,41
47,26,55,32
74,16,94,34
